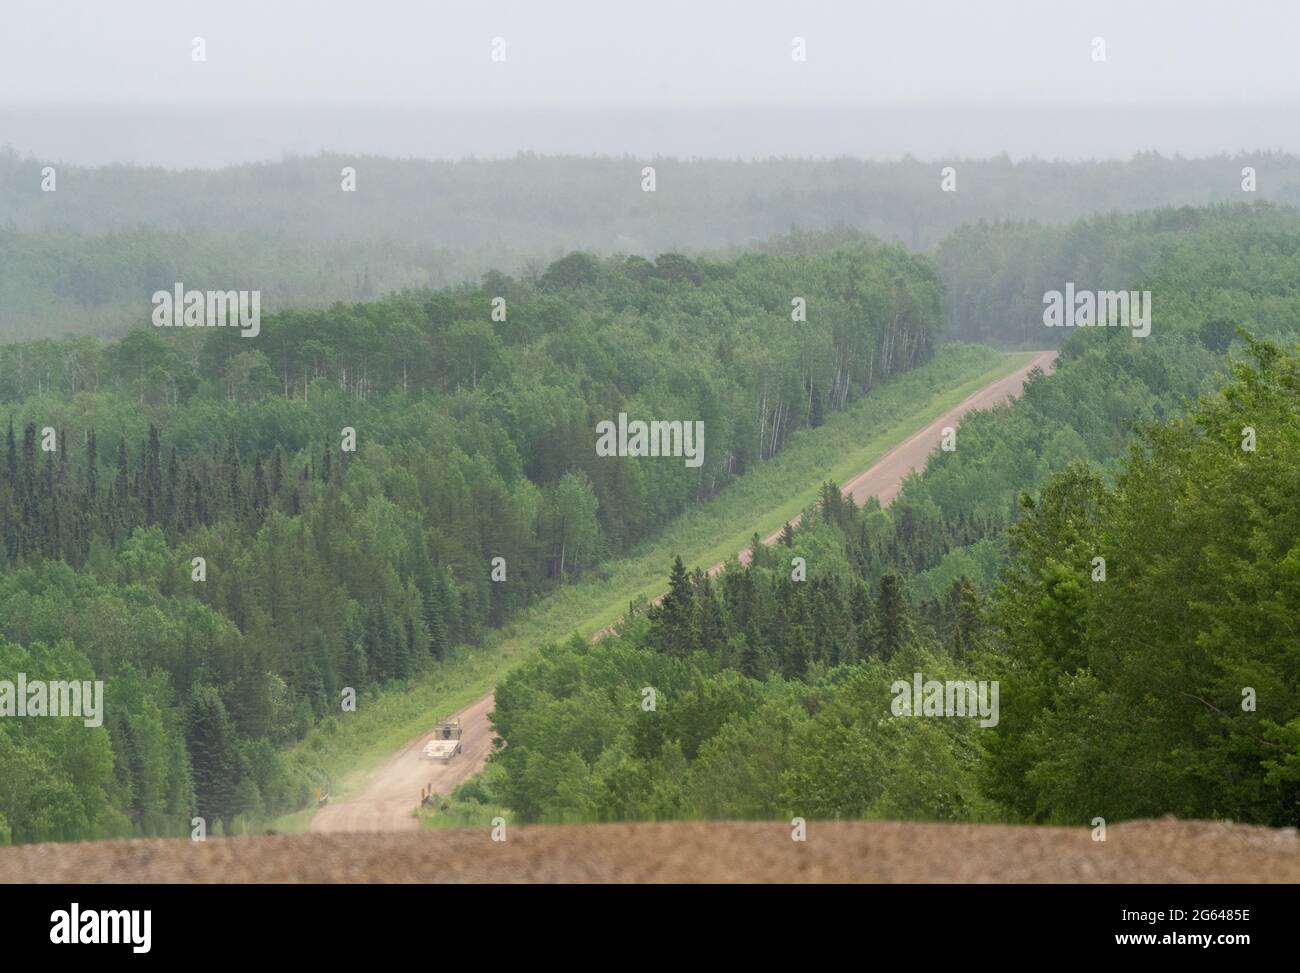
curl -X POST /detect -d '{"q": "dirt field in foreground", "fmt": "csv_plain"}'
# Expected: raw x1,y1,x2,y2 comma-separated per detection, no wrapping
3,818,1297,883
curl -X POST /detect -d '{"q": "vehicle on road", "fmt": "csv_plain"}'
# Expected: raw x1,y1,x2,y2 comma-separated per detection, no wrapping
421,719,463,763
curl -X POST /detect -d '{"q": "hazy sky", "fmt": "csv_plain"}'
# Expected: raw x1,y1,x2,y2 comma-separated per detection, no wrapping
3,0,1298,106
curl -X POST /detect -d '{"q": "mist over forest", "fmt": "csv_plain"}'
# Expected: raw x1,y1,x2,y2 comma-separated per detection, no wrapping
4,145,1300,342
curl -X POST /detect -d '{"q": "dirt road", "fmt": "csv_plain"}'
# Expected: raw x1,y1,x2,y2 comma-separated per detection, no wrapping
315,352,1055,833
6,819,1297,883
311,692,497,833
745,348,1056,556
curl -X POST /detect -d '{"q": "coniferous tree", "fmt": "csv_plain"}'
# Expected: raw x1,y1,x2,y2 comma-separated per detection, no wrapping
186,686,241,833
4,416,16,489
180,469,197,532
875,572,909,661
114,437,129,503
423,585,448,660
225,439,244,516
783,622,811,680
144,424,162,524
269,447,284,497
951,577,982,657
650,555,694,656
251,457,269,517
56,429,68,485
192,474,207,526
739,628,763,679
163,446,178,529
84,429,98,504
19,423,38,553
694,575,727,656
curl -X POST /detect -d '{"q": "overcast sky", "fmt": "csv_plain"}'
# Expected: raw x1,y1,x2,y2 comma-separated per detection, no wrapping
3,0,1297,106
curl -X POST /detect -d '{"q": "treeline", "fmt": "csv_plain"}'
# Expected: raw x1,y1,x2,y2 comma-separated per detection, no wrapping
5,149,1300,338
935,201,1300,346
0,240,942,843
472,206,1300,827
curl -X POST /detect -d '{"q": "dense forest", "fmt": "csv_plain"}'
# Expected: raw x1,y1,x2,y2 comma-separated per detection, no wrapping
469,205,1300,828
0,240,943,843
936,202,1300,346
5,188,1300,845
4,148,1300,339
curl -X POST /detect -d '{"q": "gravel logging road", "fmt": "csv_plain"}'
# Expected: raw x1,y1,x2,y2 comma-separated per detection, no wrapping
747,348,1057,553
311,691,498,833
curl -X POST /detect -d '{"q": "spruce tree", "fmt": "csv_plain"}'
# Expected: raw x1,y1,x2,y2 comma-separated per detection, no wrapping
423,585,448,659
653,555,694,656
144,424,162,524
269,446,284,497
185,686,241,833
875,572,910,661
84,428,98,505
164,446,178,529
739,630,763,679
114,437,129,504
694,576,727,656
952,577,981,657
225,439,244,516
3,416,16,489
783,623,811,680
251,457,269,517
